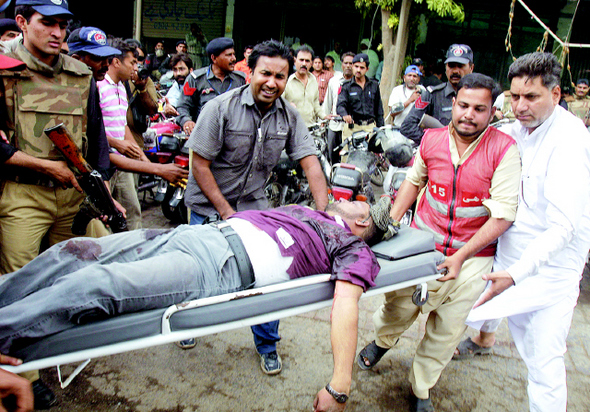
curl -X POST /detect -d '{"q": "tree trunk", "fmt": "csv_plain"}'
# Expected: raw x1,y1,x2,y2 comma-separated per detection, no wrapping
379,8,395,114
391,0,412,91
380,0,412,116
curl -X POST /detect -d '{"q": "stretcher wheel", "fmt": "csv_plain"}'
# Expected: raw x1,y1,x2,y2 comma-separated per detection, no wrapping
412,283,429,306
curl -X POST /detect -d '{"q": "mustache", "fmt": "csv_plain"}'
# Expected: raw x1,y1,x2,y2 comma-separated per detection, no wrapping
458,120,476,127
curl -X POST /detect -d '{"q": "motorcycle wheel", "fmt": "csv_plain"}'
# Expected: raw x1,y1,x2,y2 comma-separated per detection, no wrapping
161,185,176,221
172,197,188,224
370,167,384,186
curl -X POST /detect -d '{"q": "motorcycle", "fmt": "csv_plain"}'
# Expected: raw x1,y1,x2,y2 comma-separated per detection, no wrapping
308,119,333,182
264,120,336,208
264,151,311,208
141,120,190,223
330,128,384,203
379,126,415,226
159,133,190,223
138,120,182,202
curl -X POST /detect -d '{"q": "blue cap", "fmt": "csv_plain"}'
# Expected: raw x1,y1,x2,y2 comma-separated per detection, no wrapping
404,65,423,76
67,27,121,57
15,0,72,17
0,0,12,13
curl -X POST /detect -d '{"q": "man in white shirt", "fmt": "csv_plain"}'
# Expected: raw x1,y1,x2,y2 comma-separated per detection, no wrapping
163,53,193,116
388,65,423,127
462,52,590,412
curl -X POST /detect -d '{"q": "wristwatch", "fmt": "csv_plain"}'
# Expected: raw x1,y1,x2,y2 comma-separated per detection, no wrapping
325,383,348,403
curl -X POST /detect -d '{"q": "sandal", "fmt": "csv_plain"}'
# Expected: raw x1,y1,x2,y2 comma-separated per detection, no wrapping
357,340,390,370
452,337,492,360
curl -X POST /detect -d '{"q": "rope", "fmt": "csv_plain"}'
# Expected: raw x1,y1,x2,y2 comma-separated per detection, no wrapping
505,0,517,62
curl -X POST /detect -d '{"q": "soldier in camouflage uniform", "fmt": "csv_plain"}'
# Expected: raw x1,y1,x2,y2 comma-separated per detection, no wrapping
0,3,110,272
0,1,112,408
567,78,590,127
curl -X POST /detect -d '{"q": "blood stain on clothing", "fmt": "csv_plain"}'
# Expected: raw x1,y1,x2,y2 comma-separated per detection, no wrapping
143,229,172,240
60,239,102,261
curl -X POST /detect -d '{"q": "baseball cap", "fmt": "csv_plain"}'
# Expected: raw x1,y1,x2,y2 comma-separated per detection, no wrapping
15,0,72,17
405,65,423,76
444,44,473,65
0,0,12,12
67,27,121,57
412,58,424,67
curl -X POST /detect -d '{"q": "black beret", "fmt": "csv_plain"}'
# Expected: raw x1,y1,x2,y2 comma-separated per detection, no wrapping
0,19,20,35
353,53,370,66
206,37,234,57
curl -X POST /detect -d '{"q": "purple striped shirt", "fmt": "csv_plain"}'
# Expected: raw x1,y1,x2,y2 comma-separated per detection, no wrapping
97,74,128,141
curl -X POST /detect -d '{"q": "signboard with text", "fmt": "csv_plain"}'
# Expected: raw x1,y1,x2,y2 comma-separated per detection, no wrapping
142,0,225,40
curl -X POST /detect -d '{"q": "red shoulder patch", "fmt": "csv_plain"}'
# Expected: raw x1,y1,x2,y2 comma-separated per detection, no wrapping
337,85,342,95
183,81,197,96
415,96,429,110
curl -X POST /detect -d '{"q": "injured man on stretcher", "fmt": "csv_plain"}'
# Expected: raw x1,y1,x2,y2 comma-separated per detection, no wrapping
0,198,399,411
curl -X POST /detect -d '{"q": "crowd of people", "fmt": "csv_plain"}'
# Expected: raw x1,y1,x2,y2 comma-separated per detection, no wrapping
0,0,589,412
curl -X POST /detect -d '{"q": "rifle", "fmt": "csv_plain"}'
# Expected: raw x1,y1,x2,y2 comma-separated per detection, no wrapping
44,123,128,235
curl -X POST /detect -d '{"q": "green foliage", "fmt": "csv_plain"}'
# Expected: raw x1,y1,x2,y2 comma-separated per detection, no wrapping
356,0,464,28
418,0,464,22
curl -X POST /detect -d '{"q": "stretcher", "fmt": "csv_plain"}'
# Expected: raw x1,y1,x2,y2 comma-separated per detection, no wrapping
2,225,443,387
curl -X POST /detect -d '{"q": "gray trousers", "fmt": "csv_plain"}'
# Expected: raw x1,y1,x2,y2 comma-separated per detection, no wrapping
0,225,242,354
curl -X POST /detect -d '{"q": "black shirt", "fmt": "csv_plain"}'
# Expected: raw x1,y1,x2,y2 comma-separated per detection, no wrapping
336,77,384,127
87,78,113,180
0,141,16,164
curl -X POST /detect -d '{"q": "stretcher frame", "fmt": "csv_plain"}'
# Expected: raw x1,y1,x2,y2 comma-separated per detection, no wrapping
2,227,443,388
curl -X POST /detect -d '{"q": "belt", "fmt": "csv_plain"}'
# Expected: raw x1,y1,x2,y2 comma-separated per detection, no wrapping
355,118,375,126
3,168,57,188
210,221,255,290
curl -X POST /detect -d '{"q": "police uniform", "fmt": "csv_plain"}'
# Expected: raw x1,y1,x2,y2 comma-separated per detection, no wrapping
336,53,384,139
176,37,246,127
175,66,246,126
401,43,474,145
399,81,455,144
0,41,94,274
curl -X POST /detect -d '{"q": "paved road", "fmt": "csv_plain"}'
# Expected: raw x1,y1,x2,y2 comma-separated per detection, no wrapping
39,199,590,411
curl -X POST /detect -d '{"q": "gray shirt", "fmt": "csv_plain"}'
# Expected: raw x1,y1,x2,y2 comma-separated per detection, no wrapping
185,85,317,217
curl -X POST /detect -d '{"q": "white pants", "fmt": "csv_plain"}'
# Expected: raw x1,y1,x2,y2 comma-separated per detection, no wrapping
508,288,577,412
470,287,578,412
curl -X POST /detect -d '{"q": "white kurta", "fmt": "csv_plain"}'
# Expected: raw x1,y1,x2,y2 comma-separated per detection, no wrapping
467,106,590,324
466,106,590,412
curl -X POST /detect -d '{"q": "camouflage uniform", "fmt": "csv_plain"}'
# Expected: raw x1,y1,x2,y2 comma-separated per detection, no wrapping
0,41,92,274
500,90,516,121
567,95,590,124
